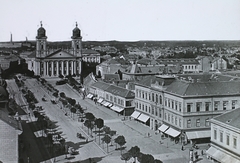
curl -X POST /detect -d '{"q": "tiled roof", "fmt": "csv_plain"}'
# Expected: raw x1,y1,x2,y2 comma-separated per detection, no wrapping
105,85,135,98
166,80,240,97
104,74,120,81
137,58,158,65
213,107,240,129
91,81,110,90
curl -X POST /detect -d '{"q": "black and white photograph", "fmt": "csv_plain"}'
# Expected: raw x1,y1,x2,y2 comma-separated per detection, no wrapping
0,0,240,163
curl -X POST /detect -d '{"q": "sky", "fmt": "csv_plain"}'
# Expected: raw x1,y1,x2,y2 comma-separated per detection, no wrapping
1,0,240,42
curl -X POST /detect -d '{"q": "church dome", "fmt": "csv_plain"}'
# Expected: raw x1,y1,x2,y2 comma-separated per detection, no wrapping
36,21,47,39
71,22,81,39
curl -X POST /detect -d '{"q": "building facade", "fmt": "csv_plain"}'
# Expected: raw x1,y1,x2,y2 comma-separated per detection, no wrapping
134,75,240,144
206,108,240,163
26,22,100,77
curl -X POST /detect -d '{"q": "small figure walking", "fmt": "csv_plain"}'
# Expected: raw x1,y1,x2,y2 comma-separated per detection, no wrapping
181,145,184,151
201,150,204,155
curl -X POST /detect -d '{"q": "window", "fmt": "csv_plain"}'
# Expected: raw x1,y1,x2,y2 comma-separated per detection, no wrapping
110,96,113,101
152,93,155,102
106,94,109,100
160,95,162,104
196,102,201,112
121,100,123,105
187,119,191,128
145,93,147,100
179,103,182,112
114,97,117,103
136,102,138,109
196,119,200,127
139,103,141,110
214,101,220,111
152,108,154,114
142,104,144,111
149,94,151,101
168,114,170,122
171,115,174,123
179,119,181,127
142,92,144,99
145,105,148,112
205,102,210,111
155,108,158,116
149,106,151,113
226,134,230,146
205,118,210,126
159,108,161,117
187,103,192,112
223,101,228,110
156,94,158,103
172,101,174,109
168,100,170,107
220,132,223,142
165,99,167,106
165,113,167,120
232,100,237,109
175,102,178,110
118,99,120,104
136,90,138,97
175,117,177,125
214,129,217,140
233,137,237,149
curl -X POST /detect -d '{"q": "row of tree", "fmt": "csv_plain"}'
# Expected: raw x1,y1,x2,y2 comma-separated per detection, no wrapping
121,146,163,163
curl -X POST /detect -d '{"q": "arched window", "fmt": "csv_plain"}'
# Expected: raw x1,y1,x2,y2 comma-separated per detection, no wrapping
156,94,158,103
160,95,162,104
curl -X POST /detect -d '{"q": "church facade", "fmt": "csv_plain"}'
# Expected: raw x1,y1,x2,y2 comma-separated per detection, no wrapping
26,22,100,77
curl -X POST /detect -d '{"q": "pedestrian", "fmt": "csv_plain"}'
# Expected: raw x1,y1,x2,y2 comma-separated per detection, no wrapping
181,145,184,151
201,150,204,155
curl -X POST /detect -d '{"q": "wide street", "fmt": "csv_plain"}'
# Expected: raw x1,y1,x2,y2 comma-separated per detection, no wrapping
7,77,212,163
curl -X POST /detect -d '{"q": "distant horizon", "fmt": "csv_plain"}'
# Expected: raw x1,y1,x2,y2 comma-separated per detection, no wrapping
1,39,240,43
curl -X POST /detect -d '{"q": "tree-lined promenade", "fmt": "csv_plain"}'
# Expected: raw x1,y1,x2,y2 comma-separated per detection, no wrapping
7,76,212,163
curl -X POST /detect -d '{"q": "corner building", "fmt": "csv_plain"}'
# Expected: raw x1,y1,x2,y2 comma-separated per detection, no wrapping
134,75,240,144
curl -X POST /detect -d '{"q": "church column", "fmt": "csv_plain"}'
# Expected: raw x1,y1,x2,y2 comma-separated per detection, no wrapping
61,61,64,76
56,61,59,76
74,61,76,74
46,61,49,76
43,61,46,76
66,61,69,75
51,61,54,76
71,61,74,75
78,60,81,75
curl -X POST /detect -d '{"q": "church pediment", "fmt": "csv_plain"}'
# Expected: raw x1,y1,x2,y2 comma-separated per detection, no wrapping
45,50,75,59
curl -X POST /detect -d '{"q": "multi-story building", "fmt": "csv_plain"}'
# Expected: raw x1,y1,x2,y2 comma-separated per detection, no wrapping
206,108,240,163
133,74,240,144
88,81,135,116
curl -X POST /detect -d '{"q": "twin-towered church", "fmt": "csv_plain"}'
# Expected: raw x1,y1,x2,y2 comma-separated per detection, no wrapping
26,22,100,77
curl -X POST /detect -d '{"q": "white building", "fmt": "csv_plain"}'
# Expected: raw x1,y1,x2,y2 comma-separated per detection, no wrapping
207,107,240,163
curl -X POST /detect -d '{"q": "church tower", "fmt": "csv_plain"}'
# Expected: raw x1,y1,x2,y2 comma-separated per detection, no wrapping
71,22,82,57
36,21,47,58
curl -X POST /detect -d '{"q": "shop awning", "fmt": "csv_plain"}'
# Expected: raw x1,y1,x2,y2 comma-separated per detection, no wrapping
137,113,150,123
101,100,106,105
111,106,124,112
108,103,113,107
186,130,211,140
131,111,141,119
97,98,103,103
103,101,110,107
206,146,240,163
164,127,181,137
158,124,169,132
87,94,93,98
